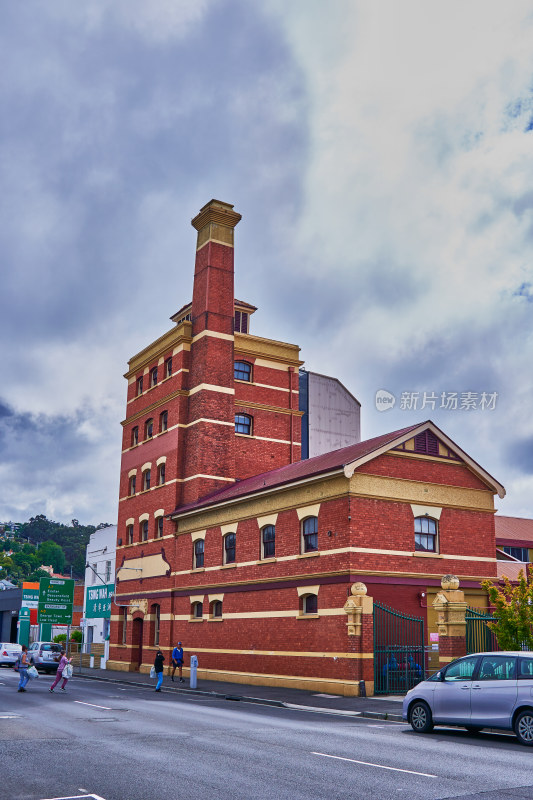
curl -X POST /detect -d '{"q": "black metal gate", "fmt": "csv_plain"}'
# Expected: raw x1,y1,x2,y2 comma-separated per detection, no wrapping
373,601,426,695
466,607,499,654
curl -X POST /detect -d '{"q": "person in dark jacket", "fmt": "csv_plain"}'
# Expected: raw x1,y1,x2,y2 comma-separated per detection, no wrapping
154,650,165,692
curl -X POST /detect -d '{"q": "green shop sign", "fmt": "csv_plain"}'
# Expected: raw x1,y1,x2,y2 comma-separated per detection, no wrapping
85,583,114,618
38,578,75,625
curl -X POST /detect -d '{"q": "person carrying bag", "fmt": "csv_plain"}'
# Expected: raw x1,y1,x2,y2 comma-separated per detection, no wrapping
49,649,72,693
17,646,31,693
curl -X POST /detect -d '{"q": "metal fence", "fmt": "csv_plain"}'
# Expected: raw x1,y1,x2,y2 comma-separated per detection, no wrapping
373,601,426,695
465,607,499,654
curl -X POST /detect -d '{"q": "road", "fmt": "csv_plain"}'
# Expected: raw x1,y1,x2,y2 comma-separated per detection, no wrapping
1,668,532,800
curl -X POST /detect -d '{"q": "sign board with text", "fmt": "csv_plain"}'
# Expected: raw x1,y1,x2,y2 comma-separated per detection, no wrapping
38,578,74,625
85,583,114,618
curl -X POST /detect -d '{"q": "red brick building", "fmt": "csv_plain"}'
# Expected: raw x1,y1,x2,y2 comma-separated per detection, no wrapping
109,200,505,695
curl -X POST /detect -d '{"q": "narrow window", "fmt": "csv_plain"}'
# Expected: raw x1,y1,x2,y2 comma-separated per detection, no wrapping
160,410,168,432
150,366,158,388
212,600,222,618
143,469,151,491
302,517,318,553
192,602,203,619
235,414,252,435
141,520,149,542
234,361,252,382
234,311,248,333
224,533,236,564
194,539,204,569
303,594,318,615
262,525,275,559
145,418,153,439
152,604,160,646
155,517,164,539
131,426,139,447
158,463,166,485
127,525,134,545
105,561,111,583
92,563,98,584
414,516,438,552
136,376,144,396
165,357,172,378
121,608,127,644
129,476,136,496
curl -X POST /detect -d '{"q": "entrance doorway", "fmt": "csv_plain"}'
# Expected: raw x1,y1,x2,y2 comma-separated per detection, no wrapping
132,617,143,670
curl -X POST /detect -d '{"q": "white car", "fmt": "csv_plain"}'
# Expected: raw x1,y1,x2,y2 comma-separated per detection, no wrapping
0,642,22,667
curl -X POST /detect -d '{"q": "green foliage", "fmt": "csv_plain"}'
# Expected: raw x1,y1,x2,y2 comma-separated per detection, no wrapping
482,565,533,651
53,634,67,643
38,540,66,574
70,630,82,643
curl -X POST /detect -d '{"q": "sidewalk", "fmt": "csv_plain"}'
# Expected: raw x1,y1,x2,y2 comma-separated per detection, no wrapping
72,665,405,721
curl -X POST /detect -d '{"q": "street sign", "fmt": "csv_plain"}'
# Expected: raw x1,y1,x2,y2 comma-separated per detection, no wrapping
85,583,114,618
38,578,74,625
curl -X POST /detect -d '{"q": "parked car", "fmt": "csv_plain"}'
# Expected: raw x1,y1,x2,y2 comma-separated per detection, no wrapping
403,651,533,746
27,641,63,673
0,642,22,667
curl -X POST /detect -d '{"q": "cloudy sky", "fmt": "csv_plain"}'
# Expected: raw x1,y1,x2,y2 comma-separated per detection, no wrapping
1,0,532,526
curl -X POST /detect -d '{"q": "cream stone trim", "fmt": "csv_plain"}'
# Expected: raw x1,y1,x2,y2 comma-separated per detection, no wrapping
172,344,189,356
190,595,205,603
116,553,169,581
189,383,235,396
125,517,134,527
183,418,234,428
128,468,137,478
296,504,321,521
257,513,278,528
138,513,150,522
141,462,152,472
156,456,167,466
191,530,206,542
221,523,238,535
297,586,320,596
171,608,345,621
173,647,372,660
158,357,164,365
253,435,301,446
154,508,165,519
208,594,224,603
182,473,235,483
254,358,291,371
411,504,442,519
192,329,234,344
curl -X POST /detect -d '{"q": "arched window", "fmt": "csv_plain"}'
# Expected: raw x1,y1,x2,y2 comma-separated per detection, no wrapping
155,516,164,539
127,525,134,545
414,516,438,552
191,601,203,619
129,475,136,496
194,539,204,569
158,464,166,485
302,517,318,553
145,418,153,439
131,426,139,447
160,410,168,432
262,525,275,559
136,376,143,396
303,594,318,615
150,366,158,387
235,414,252,436
165,357,172,378
224,532,236,564
212,600,222,618
151,604,160,646
234,361,252,382
143,469,151,491
141,520,149,542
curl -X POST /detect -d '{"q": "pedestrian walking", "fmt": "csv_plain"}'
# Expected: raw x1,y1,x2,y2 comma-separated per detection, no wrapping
49,649,72,692
16,645,30,692
154,649,165,692
171,641,184,682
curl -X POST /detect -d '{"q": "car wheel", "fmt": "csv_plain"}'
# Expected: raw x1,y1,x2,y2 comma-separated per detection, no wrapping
409,701,434,733
514,710,533,746
465,726,482,734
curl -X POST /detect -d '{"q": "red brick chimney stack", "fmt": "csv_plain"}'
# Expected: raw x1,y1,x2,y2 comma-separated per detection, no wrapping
180,200,242,505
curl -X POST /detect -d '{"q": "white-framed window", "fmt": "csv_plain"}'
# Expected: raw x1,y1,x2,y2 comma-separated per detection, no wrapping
194,539,204,569
301,517,318,553
302,594,318,615
191,601,203,619
150,366,158,387
224,533,236,564
261,525,275,559
235,414,252,436
414,516,438,552
143,469,151,491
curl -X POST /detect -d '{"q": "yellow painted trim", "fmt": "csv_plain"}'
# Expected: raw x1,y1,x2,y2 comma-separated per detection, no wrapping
257,513,278,528
208,593,224,603
128,468,137,478
176,647,373,660
235,399,303,417
181,473,235,483
138,513,149,522
189,383,235,396
141,461,152,472
297,585,320,596
296,503,321,521
156,456,167,466
190,530,206,542
171,608,346,621
189,595,204,603
221,523,237,535
125,517,134,527
154,508,165,518
411,504,442,519
191,329,234,344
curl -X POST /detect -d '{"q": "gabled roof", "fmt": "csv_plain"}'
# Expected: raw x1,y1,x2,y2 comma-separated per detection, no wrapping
495,515,533,545
497,560,530,583
171,420,505,519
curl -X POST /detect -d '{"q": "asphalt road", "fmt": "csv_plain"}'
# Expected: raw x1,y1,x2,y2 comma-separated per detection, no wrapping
1,668,532,800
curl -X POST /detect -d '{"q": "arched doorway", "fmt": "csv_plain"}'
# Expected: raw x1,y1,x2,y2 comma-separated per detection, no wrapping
132,617,144,670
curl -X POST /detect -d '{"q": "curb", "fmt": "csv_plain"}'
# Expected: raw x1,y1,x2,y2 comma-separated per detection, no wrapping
74,671,403,719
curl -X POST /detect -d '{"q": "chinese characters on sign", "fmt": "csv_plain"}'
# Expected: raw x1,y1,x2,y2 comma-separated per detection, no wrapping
85,583,114,618
375,389,498,412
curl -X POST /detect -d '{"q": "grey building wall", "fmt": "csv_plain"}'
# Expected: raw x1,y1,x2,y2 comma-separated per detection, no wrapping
299,370,361,459
0,587,21,642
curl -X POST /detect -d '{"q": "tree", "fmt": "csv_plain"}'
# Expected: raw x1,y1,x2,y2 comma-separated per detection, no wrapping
482,565,533,651
38,541,66,575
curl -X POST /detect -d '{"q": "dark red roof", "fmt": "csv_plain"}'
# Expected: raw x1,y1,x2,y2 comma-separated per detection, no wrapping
171,422,424,517
495,516,533,546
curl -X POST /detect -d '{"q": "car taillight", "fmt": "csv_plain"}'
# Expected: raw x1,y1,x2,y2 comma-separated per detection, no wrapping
2,650,7,656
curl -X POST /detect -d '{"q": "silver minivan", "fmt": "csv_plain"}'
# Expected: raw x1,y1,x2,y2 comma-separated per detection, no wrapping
403,651,533,746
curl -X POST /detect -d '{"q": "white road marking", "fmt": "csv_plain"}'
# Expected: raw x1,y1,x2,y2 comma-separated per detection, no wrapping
312,752,438,778
74,701,112,710
0,714,20,719
40,795,106,800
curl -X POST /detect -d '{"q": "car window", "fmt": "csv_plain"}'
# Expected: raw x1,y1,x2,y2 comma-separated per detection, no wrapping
51,644,62,652
444,656,478,681
478,655,516,680
29,643,37,650
42,644,53,651
518,657,533,679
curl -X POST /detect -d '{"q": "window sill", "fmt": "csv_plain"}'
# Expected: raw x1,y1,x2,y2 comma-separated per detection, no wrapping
138,489,150,495
412,551,442,558
207,618,224,622
188,618,204,623
221,563,237,569
256,558,277,565
235,433,254,439
190,567,205,573
298,551,320,559
297,614,320,620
